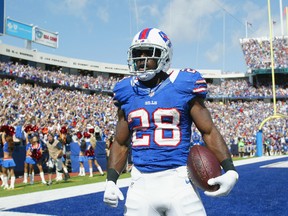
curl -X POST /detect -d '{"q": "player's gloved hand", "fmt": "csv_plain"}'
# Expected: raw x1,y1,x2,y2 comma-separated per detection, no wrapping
103,180,124,207
204,170,239,197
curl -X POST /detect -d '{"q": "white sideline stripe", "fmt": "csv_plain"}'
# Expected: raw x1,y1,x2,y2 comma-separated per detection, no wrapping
260,161,288,168
233,155,288,166
0,178,131,211
0,155,287,212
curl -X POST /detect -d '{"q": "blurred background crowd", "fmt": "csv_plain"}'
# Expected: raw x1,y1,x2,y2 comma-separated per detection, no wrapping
240,37,288,70
0,61,287,161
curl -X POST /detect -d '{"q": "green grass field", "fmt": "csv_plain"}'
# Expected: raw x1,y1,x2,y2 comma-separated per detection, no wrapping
0,173,131,198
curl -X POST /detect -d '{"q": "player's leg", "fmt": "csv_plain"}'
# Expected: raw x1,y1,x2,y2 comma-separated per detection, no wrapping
125,166,206,216
167,166,206,216
124,167,161,216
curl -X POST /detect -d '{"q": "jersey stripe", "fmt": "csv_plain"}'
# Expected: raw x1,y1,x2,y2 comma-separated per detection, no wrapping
196,79,206,84
193,87,207,93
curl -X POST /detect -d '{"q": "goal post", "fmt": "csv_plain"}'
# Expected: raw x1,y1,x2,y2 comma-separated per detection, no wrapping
256,114,288,156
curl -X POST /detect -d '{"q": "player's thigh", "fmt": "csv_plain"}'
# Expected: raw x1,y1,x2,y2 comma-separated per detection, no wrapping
124,167,159,216
168,183,206,216
124,167,206,216
167,167,206,216
124,193,160,216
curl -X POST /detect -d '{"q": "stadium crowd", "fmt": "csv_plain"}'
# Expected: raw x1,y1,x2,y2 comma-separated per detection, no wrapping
208,79,288,98
1,61,288,98
0,61,287,189
0,61,118,92
240,37,288,69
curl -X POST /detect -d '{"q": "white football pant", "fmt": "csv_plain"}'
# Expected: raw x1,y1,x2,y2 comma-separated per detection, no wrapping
124,166,206,216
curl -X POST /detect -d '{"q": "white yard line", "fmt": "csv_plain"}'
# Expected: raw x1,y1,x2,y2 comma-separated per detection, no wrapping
0,178,131,211
0,155,287,211
233,155,288,166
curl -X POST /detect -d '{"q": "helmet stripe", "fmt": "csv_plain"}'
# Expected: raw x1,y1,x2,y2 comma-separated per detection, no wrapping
138,28,152,39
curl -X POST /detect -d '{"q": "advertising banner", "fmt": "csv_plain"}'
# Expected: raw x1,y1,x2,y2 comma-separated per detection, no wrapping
34,27,58,48
5,18,33,40
0,0,4,35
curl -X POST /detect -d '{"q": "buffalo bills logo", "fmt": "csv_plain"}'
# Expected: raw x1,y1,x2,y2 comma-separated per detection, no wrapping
159,31,172,47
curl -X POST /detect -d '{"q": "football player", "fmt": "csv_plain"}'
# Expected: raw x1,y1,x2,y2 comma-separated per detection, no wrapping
103,28,239,215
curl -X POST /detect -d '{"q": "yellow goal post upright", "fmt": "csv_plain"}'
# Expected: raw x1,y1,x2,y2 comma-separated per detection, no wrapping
256,0,288,156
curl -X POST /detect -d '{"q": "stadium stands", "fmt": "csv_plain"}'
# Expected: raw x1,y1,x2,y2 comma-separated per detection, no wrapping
0,41,287,180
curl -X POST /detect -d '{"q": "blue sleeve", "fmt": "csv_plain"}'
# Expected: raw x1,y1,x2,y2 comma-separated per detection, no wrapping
173,69,207,99
113,77,133,108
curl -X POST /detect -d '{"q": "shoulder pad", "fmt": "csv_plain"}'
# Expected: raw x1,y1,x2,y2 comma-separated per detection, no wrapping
170,68,207,98
113,76,134,107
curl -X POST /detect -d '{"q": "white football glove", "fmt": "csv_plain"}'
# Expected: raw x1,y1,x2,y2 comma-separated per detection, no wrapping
103,181,124,207
204,170,239,197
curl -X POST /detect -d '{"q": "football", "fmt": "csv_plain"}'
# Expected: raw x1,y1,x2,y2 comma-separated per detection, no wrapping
187,145,222,192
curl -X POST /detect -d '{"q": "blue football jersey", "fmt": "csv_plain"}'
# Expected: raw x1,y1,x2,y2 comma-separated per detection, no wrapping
113,69,207,173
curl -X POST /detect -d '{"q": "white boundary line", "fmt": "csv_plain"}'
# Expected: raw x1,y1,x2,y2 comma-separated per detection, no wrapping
0,178,131,211
233,155,288,166
0,155,287,211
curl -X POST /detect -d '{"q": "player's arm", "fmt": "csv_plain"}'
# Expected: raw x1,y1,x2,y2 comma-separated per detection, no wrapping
107,108,130,184
189,97,238,197
104,108,129,207
189,97,232,165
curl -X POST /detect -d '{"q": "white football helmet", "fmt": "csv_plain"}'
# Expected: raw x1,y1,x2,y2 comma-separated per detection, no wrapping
127,28,173,81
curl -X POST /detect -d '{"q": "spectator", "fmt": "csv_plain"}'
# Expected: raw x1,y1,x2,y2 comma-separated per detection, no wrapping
1,128,16,190
25,135,47,184
85,129,104,177
77,134,86,177
44,132,69,185
238,138,245,158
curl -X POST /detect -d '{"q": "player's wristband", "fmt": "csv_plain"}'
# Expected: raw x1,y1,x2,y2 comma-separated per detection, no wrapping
220,158,236,172
107,168,120,184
